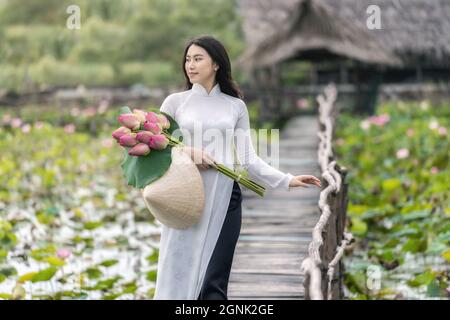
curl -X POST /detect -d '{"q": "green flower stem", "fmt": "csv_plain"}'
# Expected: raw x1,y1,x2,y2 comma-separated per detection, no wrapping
215,164,265,197
161,131,265,197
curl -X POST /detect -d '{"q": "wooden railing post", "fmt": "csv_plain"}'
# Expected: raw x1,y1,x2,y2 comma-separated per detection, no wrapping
301,83,353,300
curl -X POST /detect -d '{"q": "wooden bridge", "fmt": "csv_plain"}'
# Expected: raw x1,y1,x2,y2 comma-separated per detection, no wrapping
228,115,321,299
229,85,350,300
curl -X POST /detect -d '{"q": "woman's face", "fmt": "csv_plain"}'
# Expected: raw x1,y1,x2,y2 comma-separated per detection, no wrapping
185,44,218,85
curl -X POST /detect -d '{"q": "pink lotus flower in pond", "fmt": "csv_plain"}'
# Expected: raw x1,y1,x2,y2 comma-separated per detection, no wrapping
157,114,170,129
430,167,439,174
428,119,439,130
145,111,160,123
438,127,447,136
118,114,141,130
136,130,154,144
133,109,147,123
57,248,72,260
21,124,31,133
119,133,138,147
143,121,162,135
64,124,76,134
11,118,22,128
369,113,390,126
396,148,409,159
112,126,131,141
406,128,414,137
128,143,151,156
148,134,169,150
360,120,371,130
296,98,309,110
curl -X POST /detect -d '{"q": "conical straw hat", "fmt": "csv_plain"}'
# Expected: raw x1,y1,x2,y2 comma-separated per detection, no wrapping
141,146,205,229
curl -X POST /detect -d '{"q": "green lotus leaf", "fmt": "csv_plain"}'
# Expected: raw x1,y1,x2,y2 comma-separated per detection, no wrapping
119,106,183,189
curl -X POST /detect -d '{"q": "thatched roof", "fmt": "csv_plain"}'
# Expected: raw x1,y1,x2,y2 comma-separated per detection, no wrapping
237,0,450,70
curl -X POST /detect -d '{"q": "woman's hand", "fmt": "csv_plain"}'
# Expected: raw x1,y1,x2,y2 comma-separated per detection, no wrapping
180,146,217,170
289,175,321,188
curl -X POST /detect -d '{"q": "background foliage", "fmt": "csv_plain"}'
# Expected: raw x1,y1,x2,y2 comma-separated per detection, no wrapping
0,0,245,92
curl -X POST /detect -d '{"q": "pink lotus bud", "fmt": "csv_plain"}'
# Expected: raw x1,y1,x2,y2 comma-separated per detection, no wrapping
396,148,409,159
145,111,160,123
21,124,31,133
64,124,76,134
119,133,138,147
118,114,141,130
11,118,22,128
148,134,169,150
296,98,309,110
128,143,151,156
112,126,131,141
379,113,390,123
368,114,390,127
133,109,147,123
143,121,162,135
157,114,170,129
360,120,370,130
429,120,439,130
136,130,154,144
57,248,72,260
438,127,447,136
406,128,414,137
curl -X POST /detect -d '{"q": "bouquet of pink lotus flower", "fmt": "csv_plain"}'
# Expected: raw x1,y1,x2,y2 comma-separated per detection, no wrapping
112,106,266,197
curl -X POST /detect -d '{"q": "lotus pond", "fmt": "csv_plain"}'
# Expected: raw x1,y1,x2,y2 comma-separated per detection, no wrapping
0,104,161,299
335,100,449,299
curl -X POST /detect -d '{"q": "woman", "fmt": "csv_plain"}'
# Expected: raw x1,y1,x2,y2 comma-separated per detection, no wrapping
154,35,321,300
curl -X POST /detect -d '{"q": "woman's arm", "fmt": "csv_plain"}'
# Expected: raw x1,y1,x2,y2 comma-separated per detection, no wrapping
233,99,295,191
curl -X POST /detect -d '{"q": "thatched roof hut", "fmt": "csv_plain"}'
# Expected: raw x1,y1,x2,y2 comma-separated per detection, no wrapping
237,0,450,71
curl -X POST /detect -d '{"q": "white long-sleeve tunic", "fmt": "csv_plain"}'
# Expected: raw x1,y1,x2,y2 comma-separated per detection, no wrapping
154,82,294,299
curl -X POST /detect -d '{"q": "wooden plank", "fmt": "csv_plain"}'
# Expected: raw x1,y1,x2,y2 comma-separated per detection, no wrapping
241,218,318,227
229,273,303,283
237,235,312,243
240,227,316,235
242,207,319,215
228,283,304,295
234,247,308,255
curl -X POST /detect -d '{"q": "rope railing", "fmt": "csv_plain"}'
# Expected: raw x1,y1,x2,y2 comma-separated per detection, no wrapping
301,83,354,300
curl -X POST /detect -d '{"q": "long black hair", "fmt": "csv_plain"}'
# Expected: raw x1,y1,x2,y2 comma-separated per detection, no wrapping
182,35,243,99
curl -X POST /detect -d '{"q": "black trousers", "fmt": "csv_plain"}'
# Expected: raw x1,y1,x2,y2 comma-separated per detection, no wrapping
197,181,242,300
